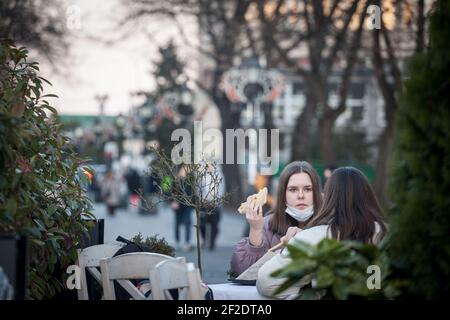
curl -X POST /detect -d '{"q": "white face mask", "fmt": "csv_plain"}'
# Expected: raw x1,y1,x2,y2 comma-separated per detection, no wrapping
285,205,314,222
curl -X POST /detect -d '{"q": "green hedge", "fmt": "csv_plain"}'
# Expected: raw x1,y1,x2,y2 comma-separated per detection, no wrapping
387,1,450,299
0,40,95,299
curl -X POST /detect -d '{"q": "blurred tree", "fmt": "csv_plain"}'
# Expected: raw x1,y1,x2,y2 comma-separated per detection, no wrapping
123,0,253,206
387,0,450,298
152,40,186,96
122,0,431,205
252,0,370,165
0,0,68,62
306,123,371,166
370,0,430,201
251,0,430,201
139,41,190,158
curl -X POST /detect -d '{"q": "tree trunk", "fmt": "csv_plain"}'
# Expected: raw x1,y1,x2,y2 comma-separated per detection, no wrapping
320,115,336,166
194,209,202,275
216,93,243,208
262,102,276,190
262,102,275,148
221,161,242,208
372,24,400,204
290,88,316,162
416,0,425,53
373,120,395,203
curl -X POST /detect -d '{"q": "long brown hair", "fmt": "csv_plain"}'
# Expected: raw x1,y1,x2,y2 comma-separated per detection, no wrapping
307,167,387,244
269,161,322,236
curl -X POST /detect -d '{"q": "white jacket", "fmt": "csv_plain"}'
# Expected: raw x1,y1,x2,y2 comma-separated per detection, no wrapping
256,224,383,299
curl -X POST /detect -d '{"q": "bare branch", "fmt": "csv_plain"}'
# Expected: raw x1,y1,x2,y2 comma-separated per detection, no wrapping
324,0,361,73
381,24,402,91
372,25,397,118
172,15,216,60
332,0,370,119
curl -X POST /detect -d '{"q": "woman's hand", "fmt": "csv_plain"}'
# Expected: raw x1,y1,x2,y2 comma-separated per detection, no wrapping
245,196,264,231
246,196,265,247
280,226,302,244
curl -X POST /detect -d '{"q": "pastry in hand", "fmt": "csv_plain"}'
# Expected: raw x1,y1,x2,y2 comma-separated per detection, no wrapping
238,187,268,214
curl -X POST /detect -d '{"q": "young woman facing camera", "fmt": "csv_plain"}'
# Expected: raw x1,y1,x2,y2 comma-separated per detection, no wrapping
230,161,323,276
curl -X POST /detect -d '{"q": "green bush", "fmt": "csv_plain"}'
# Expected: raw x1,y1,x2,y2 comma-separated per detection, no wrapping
0,40,95,299
130,233,175,257
387,1,450,299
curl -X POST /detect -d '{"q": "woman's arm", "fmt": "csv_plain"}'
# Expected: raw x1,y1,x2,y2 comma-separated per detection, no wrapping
230,236,270,276
230,215,278,276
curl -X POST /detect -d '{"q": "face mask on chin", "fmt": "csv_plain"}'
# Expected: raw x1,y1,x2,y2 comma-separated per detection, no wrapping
285,205,314,222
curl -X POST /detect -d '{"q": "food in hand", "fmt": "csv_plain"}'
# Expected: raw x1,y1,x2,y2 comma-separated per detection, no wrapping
238,187,268,214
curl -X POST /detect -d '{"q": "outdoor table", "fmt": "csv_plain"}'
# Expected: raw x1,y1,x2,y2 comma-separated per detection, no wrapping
209,283,272,300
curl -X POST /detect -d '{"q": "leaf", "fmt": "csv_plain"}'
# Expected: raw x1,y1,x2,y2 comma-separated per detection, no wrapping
45,105,58,114
33,218,46,231
299,288,324,300
31,239,45,247
274,277,302,296
287,239,315,257
41,94,58,98
24,226,41,237
38,76,52,86
31,86,41,99
332,277,349,300
316,266,334,288
11,102,25,117
5,198,18,215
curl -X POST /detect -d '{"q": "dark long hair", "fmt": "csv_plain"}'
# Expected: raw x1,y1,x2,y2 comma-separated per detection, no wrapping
269,161,322,236
307,167,387,244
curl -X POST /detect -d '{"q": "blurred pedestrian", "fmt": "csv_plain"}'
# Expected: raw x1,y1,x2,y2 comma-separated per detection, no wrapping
199,163,225,251
101,170,121,216
171,165,193,252
323,164,336,188
125,166,142,207
140,160,160,215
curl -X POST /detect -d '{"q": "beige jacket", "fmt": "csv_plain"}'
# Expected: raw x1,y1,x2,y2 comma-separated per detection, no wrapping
256,223,383,299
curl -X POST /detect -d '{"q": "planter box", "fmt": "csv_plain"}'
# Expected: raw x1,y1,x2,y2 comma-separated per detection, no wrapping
51,219,105,300
80,218,104,248
0,234,29,300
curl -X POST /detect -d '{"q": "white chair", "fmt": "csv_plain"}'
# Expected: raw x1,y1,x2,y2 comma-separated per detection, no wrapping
76,242,124,300
149,259,204,300
100,252,183,300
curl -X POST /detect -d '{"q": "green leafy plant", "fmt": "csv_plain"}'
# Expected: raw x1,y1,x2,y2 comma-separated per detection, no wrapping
386,1,450,299
272,238,407,300
0,40,95,299
130,232,175,257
